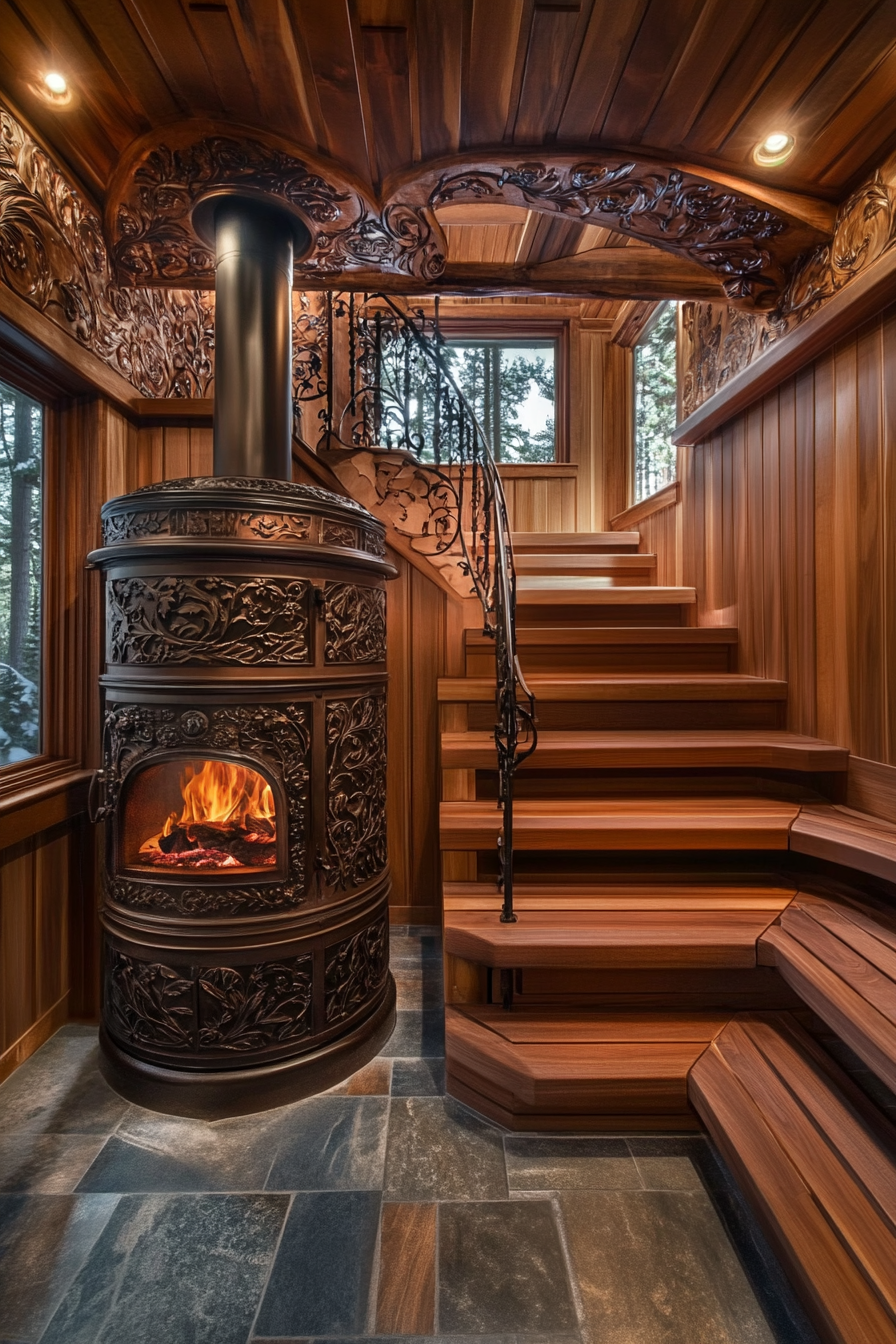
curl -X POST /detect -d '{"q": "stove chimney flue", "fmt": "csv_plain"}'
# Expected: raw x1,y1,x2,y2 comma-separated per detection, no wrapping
210,195,306,481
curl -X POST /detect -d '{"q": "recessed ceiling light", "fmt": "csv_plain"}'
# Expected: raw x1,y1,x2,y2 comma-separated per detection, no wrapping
43,71,67,95
753,133,795,167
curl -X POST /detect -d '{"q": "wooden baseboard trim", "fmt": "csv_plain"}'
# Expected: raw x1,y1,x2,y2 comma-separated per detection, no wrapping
390,905,440,926
0,993,70,1085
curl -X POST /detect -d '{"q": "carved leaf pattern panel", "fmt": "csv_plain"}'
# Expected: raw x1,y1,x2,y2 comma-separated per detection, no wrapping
102,510,313,546
197,957,313,1051
322,695,388,890
104,704,311,912
324,918,389,1024
106,949,194,1052
324,584,386,664
107,576,312,665
322,520,357,548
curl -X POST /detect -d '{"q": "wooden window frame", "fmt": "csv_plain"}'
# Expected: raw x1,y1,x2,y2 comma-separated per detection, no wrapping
435,317,569,463
630,301,678,507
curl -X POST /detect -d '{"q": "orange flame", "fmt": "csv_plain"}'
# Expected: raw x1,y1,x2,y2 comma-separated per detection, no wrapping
162,759,275,836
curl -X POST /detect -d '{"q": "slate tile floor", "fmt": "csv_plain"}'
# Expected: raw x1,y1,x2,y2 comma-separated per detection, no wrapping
0,927,821,1344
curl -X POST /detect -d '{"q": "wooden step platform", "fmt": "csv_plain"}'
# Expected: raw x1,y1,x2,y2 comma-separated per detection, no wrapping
447,1005,727,1129
441,729,847,772
439,797,800,851
438,675,787,703
516,577,694,604
510,530,640,554
463,625,737,674
444,880,797,913
760,893,896,1094
689,1012,896,1343
791,803,896,886
514,552,656,580
444,907,787,970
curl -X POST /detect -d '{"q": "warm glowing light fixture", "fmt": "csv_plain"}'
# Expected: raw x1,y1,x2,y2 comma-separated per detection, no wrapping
43,71,67,94
753,132,795,167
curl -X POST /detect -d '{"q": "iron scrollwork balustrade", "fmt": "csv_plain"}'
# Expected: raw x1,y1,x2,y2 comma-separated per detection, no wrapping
308,291,537,927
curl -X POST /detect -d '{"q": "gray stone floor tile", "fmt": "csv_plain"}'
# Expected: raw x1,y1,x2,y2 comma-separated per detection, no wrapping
439,1200,578,1335
75,1110,284,1192
40,1192,287,1344
560,1188,777,1344
384,1097,507,1201
0,1033,129,1134
0,1134,106,1193
378,1010,444,1058
0,1194,119,1341
266,1096,388,1190
389,935,442,966
393,969,444,1011
626,1136,708,1191
254,1190,381,1337
390,1057,446,1096
505,1136,641,1190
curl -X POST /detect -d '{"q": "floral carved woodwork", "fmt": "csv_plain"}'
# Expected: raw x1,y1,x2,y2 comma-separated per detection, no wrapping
321,695,388,891
107,576,313,665
0,102,214,397
108,126,446,287
681,172,896,414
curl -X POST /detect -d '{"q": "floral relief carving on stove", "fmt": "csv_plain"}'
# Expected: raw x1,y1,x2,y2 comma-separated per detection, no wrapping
106,949,315,1055
324,918,389,1024
321,695,387,890
106,949,194,1052
107,576,312,665
104,703,311,913
101,508,313,545
197,957,313,1051
324,583,386,664
321,519,358,549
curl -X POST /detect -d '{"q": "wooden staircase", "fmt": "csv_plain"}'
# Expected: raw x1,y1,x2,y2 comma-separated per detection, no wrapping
438,528,852,1130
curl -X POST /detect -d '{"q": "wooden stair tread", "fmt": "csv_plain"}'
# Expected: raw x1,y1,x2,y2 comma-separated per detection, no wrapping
759,893,896,1094
441,729,847,771
515,553,656,573
444,908,784,969
446,1006,723,1125
440,797,800,851
689,1012,896,1341
511,531,640,553
438,675,787,702
791,803,896,885
516,578,695,604
443,880,797,912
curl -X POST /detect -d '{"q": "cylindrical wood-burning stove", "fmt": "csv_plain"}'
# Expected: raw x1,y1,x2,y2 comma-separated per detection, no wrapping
88,193,397,1117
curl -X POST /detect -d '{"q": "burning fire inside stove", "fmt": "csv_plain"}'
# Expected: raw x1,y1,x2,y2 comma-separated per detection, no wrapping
136,759,277,871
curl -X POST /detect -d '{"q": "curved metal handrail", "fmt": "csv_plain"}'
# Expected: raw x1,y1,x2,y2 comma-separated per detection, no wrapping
318,291,537,923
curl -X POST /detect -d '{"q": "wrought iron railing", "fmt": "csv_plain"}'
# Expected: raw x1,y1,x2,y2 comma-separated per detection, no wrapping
294,292,537,924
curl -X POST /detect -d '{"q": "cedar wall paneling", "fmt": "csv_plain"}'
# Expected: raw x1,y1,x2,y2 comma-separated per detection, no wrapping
681,303,896,801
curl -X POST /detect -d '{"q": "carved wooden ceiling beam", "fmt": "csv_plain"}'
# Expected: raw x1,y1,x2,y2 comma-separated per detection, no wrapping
388,153,836,308
106,121,447,289
106,128,837,308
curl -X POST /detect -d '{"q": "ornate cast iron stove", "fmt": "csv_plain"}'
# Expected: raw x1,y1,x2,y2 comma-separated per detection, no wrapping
88,476,396,1116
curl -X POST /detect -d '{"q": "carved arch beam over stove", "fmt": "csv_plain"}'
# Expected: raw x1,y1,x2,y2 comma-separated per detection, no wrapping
106,120,447,289
387,153,837,308
106,126,836,308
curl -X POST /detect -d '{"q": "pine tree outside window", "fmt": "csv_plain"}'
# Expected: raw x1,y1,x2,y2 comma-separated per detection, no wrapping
0,378,43,766
633,303,678,503
442,339,557,463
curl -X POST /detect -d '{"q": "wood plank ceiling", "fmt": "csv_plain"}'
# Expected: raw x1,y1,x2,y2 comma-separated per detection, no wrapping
2,0,896,280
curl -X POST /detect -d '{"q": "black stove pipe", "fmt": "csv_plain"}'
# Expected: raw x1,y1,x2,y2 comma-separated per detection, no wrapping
212,197,306,480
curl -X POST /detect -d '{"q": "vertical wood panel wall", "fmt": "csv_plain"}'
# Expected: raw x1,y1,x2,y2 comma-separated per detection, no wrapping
681,303,896,809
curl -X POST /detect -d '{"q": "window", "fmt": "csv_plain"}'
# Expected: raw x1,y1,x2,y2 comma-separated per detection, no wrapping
633,303,677,503
443,339,557,463
0,378,43,766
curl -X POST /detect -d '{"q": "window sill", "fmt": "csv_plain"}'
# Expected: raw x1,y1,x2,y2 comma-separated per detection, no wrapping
610,480,680,530
0,758,93,849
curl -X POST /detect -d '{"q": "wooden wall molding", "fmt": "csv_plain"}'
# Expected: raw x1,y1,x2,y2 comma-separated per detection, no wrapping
610,480,680,531
676,168,896,441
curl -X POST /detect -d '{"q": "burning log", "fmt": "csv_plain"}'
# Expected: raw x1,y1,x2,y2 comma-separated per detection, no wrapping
138,759,278,870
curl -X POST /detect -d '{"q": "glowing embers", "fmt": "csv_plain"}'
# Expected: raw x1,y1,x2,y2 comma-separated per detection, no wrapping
130,759,278,872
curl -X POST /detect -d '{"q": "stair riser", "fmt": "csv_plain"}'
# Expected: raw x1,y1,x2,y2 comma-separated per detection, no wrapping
467,703,786,731
516,604,692,627
466,648,733,675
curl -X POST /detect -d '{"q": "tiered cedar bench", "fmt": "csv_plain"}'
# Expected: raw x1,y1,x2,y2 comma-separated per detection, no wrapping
689,1012,896,1343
